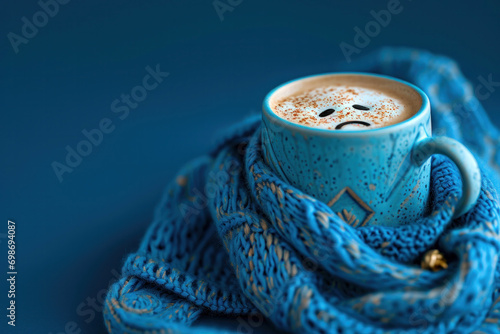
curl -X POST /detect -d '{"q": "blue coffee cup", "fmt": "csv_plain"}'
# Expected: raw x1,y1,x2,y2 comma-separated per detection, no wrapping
261,73,481,227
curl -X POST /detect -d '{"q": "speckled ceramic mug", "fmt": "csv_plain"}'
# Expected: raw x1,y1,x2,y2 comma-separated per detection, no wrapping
261,73,481,227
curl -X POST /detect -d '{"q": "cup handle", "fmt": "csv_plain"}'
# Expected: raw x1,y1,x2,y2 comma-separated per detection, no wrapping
412,136,481,218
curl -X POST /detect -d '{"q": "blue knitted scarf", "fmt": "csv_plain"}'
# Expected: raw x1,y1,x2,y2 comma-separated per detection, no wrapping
103,48,500,334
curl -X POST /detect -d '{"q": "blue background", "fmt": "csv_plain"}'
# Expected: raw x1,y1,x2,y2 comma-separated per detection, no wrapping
1,0,500,333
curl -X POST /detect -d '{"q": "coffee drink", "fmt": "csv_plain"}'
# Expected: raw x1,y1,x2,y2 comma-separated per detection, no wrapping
262,73,480,226
270,74,422,130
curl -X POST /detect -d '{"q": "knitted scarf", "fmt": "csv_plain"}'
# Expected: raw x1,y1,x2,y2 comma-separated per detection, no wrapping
103,48,500,334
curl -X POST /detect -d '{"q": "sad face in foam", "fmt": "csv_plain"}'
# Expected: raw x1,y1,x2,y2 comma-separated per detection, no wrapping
273,85,407,130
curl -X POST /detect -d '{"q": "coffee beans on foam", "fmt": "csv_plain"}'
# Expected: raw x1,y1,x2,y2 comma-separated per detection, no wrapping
271,75,422,131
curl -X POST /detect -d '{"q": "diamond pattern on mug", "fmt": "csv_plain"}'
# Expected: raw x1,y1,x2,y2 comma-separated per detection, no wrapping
327,187,375,227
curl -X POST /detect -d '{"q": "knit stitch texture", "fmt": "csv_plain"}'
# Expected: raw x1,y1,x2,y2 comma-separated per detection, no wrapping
103,48,500,334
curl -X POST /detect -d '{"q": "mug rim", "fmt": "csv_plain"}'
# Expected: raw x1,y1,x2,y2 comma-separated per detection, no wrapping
262,72,430,137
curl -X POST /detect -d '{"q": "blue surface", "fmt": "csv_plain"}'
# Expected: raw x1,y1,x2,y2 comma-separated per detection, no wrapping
1,0,500,333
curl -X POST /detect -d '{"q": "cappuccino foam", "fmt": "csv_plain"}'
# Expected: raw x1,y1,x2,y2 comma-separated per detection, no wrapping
270,74,422,130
